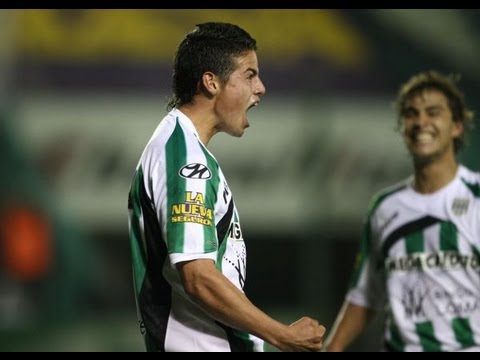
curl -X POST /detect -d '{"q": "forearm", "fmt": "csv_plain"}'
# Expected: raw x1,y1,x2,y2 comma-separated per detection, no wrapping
179,260,289,349
325,301,376,352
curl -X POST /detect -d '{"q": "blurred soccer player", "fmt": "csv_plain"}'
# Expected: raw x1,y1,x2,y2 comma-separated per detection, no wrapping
326,70,480,352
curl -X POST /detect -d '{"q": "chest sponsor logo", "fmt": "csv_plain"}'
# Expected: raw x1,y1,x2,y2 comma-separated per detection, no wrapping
227,222,243,241
385,251,480,273
179,163,212,180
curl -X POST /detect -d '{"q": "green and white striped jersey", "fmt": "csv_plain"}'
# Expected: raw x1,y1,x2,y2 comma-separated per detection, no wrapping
348,165,480,352
128,109,263,352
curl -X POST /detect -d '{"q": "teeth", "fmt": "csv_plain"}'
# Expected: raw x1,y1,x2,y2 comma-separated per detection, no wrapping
415,133,433,143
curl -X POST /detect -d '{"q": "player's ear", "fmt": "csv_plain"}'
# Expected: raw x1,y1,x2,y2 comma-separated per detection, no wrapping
451,120,464,139
201,72,219,96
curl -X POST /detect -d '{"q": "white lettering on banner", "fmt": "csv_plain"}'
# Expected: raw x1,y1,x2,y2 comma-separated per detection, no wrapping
14,95,410,233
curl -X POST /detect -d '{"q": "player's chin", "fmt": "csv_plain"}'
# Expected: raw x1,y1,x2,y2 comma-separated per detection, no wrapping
234,121,249,136
410,150,439,165
235,129,246,137
228,117,249,137
231,126,247,138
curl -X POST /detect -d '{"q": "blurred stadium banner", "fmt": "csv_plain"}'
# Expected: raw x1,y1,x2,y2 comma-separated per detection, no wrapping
12,10,382,94
13,94,410,234
15,10,370,65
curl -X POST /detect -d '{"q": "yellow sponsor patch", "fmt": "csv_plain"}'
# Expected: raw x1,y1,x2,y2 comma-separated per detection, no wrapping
170,191,213,226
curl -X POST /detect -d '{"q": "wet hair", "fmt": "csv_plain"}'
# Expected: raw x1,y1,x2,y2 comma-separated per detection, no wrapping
394,70,474,153
167,22,257,111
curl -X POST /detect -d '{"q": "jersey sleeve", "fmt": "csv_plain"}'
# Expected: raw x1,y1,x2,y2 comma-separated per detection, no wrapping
346,214,386,311
156,121,220,266
166,163,219,266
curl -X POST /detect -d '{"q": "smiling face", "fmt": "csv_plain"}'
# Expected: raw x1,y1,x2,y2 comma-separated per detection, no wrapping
213,50,266,137
400,89,463,165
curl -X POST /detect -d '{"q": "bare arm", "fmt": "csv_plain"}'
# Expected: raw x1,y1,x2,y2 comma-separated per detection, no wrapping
324,301,376,352
177,259,325,352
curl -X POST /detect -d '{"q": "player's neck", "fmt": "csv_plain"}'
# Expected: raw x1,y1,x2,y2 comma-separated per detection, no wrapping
412,155,459,194
178,104,218,146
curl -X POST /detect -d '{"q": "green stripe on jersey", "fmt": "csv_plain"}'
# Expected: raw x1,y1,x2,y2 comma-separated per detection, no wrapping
230,328,256,352
405,231,423,254
452,318,475,348
216,321,258,352
199,143,220,253
388,318,405,352
440,221,458,251
461,178,480,198
348,219,371,289
129,167,147,295
473,246,480,263
416,321,442,352
166,118,187,253
349,183,406,288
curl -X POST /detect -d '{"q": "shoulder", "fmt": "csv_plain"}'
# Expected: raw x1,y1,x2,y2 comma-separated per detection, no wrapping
146,112,200,155
367,178,410,217
458,165,480,198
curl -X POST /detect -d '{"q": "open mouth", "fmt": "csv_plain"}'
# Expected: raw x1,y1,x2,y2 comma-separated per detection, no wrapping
247,101,259,111
412,132,434,144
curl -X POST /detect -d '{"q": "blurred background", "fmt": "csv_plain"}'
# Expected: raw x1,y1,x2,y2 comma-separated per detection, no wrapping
0,9,479,351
